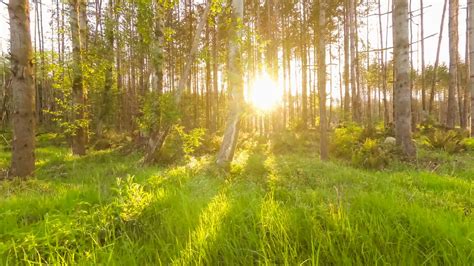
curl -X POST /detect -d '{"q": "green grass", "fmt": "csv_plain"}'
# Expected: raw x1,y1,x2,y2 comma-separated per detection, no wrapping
0,135,473,265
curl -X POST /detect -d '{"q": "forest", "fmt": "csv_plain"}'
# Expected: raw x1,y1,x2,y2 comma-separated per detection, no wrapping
0,0,473,264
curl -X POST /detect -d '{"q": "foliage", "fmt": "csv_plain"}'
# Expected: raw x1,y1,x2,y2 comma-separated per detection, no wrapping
331,123,393,169
331,123,363,160
137,92,180,135
461,138,474,151
418,127,468,154
174,126,206,159
352,138,390,169
113,175,152,222
158,126,206,163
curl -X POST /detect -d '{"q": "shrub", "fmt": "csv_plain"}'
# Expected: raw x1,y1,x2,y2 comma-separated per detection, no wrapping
158,126,206,163
461,138,474,151
331,123,394,169
420,128,468,154
352,138,390,169
331,123,363,160
113,175,152,222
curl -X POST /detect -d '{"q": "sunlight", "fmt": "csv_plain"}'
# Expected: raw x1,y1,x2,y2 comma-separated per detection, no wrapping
248,73,283,112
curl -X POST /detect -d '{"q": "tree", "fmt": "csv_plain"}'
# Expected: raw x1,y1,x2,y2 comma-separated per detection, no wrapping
216,0,244,167
8,0,36,177
447,0,459,129
419,0,426,114
393,0,416,157
429,0,448,114
69,0,87,155
318,0,328,161
470,0,474,136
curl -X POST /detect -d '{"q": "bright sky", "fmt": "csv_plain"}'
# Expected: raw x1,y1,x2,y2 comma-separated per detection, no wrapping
0,1,468,66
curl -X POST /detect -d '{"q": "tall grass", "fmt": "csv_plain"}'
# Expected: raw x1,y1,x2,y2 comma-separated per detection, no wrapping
0,137,473,264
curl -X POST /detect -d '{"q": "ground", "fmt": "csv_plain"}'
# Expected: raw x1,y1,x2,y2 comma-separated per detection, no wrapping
0,134,473,264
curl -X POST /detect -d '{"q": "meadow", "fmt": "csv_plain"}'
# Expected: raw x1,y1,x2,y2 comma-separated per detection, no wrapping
0,133,473,265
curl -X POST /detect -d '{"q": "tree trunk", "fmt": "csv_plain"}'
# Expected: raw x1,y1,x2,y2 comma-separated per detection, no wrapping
98,0,114,136
9,0,36,177
144,1,211,164
447,0,459,129
343,0,351,119
378,0,389,127
318,0,328,161
420,0,427,114
69,0,87,156
463,5,470,130
393,0,416,157
429,0,448,114
469,0,474,136
349,0,360,122
216,0,244,167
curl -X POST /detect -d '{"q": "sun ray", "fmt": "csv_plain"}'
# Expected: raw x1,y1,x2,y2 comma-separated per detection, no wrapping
247,73,283,112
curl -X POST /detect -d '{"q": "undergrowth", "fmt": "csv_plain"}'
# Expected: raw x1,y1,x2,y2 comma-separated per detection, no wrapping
0,134,473,264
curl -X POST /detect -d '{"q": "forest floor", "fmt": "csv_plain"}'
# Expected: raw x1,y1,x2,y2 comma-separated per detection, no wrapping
0,133,473,265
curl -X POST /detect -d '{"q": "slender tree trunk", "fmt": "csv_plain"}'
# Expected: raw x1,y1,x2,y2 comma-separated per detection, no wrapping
463,6,470,130
99,0,114,136
318,0,328,161
393,0,416,157
216,0,244,167
429,0,448,114
144,1,211,164
378,0,389,126
212,19,219,133
8,0,36,177
301,0,308,128
344,0,351,119
69,0,87,155
469,0,474,136
349,0,360,122
420,0,427,114
447,0,459,129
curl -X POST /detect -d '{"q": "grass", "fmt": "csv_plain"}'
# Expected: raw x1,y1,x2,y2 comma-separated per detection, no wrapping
0,134,473,265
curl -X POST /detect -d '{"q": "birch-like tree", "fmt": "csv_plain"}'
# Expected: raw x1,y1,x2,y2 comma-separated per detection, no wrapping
216,0,244,167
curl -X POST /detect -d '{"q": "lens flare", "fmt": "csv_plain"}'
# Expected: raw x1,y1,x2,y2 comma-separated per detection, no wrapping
248,73,283,112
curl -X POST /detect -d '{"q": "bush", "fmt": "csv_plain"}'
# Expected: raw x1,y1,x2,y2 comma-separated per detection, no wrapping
419,128,468,154
331,123,393,169
331,123,363,160
158,126,206,163
461,138,474,151
352,138,391,169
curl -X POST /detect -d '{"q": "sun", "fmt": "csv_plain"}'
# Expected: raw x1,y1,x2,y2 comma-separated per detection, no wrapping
248,73,283,112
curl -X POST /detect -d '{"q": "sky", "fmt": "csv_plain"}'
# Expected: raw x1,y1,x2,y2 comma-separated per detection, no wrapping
0,0,469,66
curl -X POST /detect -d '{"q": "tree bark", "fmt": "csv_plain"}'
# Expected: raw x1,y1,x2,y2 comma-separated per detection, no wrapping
447,0,459,129
318,0,328,161
378,0,389,127
469,0,474,136
69,0,87,156
393,0,416,157
343,0,351,119
420,0,426,114
216,0,244,167
349,0,360,122
9,0,36,177
429,0,448,114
